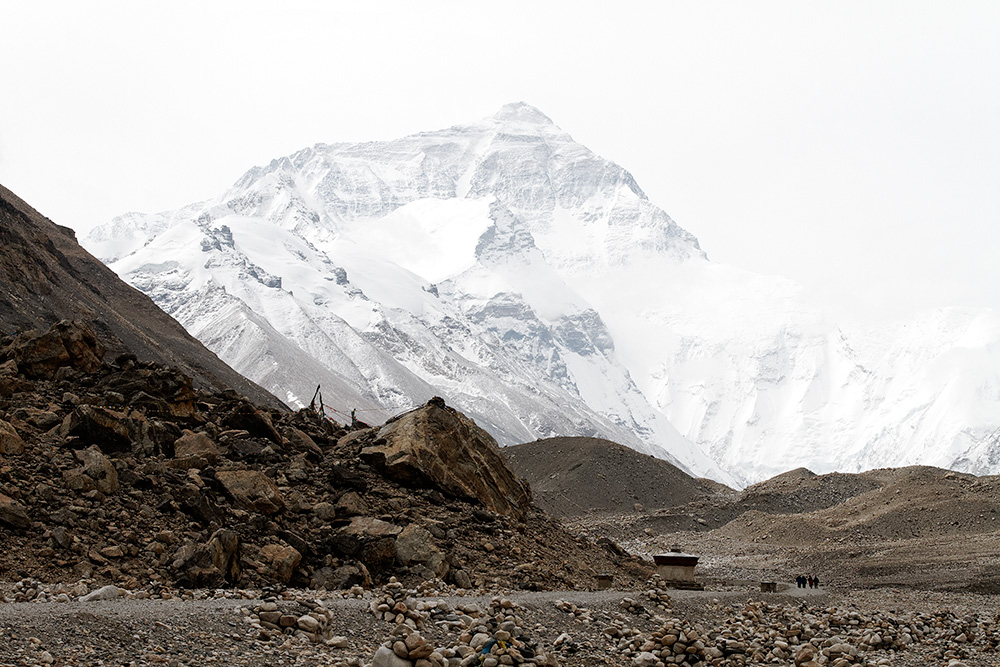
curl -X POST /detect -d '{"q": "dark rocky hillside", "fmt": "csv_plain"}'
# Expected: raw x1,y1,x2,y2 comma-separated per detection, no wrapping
0,322,651,593
0,183,283,410
503,437,735,517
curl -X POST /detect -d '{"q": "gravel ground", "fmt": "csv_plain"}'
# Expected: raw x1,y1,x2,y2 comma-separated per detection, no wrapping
3,583,997,667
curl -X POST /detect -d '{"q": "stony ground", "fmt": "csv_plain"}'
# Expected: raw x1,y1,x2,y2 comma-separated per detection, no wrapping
1,580,997,666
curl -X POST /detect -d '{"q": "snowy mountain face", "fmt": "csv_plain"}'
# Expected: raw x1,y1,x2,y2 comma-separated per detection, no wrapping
86,102,1000,487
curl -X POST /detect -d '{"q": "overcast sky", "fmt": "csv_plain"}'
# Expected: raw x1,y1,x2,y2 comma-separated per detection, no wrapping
2,1,998,321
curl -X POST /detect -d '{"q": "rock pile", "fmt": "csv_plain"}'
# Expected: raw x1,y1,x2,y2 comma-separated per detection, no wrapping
0,321,651,594
245,596,351,645
370,595,562,667
369,577,433,630
606,598,999,666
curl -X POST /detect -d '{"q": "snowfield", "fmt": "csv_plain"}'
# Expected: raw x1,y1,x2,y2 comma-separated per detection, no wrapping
86,102,1000,487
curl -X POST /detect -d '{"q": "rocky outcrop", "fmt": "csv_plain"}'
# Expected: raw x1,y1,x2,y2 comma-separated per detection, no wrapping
3,320,105,379
361,397,531,519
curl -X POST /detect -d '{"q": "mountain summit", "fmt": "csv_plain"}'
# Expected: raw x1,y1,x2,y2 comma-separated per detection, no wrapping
491,101,558,125
86,105,1000,486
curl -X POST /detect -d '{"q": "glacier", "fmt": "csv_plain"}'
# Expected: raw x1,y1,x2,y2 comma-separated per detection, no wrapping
86,102,1000,487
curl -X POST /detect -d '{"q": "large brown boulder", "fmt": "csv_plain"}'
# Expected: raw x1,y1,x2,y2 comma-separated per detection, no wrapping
360,397,531,519
5,320,104,379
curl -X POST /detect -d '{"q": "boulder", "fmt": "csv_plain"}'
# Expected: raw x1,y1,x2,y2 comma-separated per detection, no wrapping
8,320,104,379
372,645,413,667
0,493,32,529
259,544,301,583
395,523,448,580
57,405,168,456
72,445,118,494
343,516,402,539
221,401,283,446
360,397,530,519
173,528,241,587
216,469,285,515
286,427,323,458
335,490,369,517
310,563,370,590
79,585,125,602
169,430,220,469
0,419,26,455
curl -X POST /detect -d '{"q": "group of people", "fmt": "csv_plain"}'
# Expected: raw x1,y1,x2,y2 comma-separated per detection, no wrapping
796,574,820,588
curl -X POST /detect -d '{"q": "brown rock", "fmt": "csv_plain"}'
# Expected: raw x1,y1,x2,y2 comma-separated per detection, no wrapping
222,402,283,446
173,529,241,587
169,430,220,469
286,427,323,458
360,397,530,519
204,529,241,583
0,419,26,455
216,469,285,515
335,490,369,517
59,405,132,453
343,516,402,538
62,468,96,492
74,445,118,494
259,544,302,583
0,493,31,529
9,320,105,379
396,523,448,579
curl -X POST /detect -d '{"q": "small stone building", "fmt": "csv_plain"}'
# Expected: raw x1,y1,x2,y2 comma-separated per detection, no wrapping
653,547,703,589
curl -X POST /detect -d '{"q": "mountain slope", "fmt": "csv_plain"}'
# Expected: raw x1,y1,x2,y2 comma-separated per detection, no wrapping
85,104,1000,485
503,437,735,517
0,183,283,409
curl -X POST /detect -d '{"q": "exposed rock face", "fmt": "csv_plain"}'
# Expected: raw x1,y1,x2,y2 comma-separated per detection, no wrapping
361,397,531,519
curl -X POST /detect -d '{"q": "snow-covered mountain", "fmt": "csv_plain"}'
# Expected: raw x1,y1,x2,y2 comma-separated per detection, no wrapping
86,102,1000,487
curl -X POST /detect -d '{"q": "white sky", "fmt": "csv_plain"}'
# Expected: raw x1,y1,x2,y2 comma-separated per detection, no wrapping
2,1,998,320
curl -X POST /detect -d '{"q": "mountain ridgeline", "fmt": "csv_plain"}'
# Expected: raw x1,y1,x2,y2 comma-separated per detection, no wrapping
85,103,1000,486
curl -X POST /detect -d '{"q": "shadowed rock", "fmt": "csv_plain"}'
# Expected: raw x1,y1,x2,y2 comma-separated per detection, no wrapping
360,397,531,520
216,469,285,515
4,320,104,379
